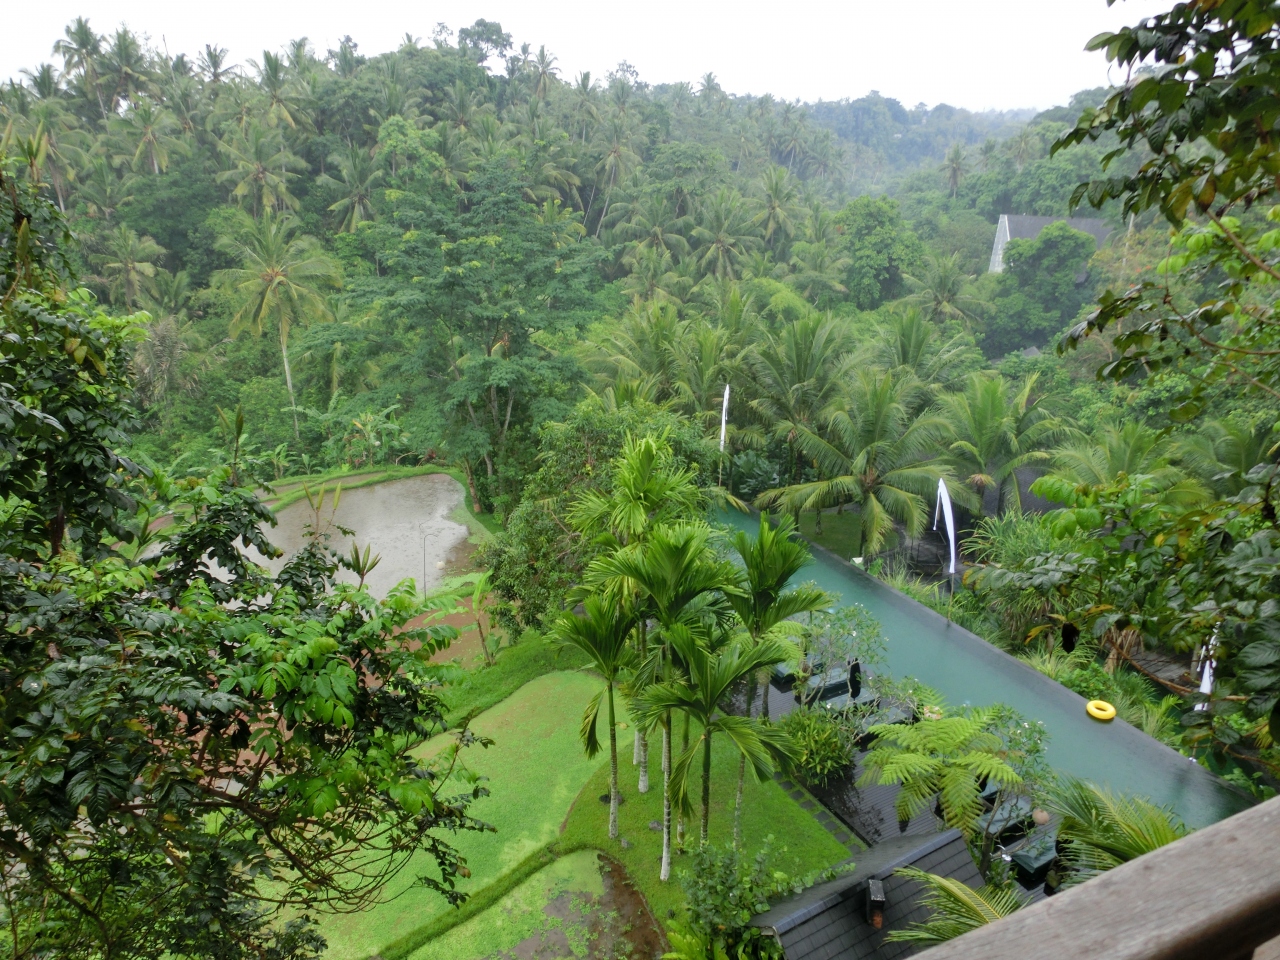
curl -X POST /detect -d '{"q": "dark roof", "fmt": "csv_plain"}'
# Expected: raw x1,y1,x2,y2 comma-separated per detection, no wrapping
814,754,939,847
752,830,981,960
1002,214,1111,247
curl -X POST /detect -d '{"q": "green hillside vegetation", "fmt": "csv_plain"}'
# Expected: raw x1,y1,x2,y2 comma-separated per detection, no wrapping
5,4,1280,958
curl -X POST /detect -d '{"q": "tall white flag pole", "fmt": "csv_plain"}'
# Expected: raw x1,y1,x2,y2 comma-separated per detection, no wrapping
934,478,958,620
718,384,730,487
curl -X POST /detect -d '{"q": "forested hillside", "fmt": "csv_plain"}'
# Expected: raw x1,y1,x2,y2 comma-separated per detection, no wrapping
1,17,1154,506
5,6,1280,958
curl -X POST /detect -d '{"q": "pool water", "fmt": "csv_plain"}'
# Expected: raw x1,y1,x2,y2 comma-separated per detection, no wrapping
717,510,1249,827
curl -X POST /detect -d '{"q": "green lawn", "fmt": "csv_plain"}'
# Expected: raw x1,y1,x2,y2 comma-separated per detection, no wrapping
404,850,604,960
442,634,589,726
316,670,607,960
796,508,868,561
559,726,852,921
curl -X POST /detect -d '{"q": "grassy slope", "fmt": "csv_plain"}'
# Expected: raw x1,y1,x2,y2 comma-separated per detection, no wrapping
404,851,603,960
317,670,606,960
559,729,852,921
796,509,865,561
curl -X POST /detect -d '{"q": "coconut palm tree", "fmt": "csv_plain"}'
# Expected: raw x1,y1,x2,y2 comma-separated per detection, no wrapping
96,225,164,308
871,308,978,399
940,143,968,197
940,372,1066,516
552,597,637,840
77,155,135,222
110,100,187,174
1180,419,1279,496
636,625,794,844
1049,422,1209,506
757,370,959,554
216,123,306,216
53,17,106,117
727,513,828,841
317,143,382,232
754,165,799,253
692,188,761,281
214,210,341,438
747,313,851,483
886,868,1027,945
902,253,985,327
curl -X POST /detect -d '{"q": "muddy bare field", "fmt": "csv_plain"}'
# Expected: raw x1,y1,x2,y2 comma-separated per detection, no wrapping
250,474,472,597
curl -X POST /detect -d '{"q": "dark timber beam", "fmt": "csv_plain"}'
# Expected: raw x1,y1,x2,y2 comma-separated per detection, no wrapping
915,795,1280,960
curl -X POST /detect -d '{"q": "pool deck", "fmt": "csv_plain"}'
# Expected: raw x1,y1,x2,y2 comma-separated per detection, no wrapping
718,510,1250,828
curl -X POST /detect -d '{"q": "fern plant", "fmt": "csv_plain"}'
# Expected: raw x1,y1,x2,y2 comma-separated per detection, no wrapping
859,706,1046,877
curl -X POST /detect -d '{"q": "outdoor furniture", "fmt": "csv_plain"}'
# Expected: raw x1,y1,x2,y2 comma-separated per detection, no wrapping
797,661,862,704
976,795,1033,844
1010,831,1058,890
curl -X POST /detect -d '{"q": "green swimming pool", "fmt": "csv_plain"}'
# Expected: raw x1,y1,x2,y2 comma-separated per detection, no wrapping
717,510,1249,827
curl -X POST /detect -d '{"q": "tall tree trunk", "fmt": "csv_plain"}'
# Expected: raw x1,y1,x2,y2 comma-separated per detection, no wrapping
660,719,672,882
638,731,650,793
633,727,642,765
280,328,300,440
734,675,758,846
607,682,619,840
677,714,689,848
701,731,713,845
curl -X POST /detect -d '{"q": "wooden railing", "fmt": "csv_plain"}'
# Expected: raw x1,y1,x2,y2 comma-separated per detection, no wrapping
915,794,1280,960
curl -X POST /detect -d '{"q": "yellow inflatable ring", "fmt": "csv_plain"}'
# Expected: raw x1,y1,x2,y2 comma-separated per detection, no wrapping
1086,700,1117,722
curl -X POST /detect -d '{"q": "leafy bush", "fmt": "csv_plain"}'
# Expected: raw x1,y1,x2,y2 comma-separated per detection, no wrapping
674,840,842,960
779,709,854,789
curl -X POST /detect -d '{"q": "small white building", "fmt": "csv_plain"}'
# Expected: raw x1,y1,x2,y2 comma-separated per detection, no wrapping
988,214,1113,273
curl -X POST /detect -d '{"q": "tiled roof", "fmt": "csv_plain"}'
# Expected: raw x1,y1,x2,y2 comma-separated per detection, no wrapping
752,830,982,960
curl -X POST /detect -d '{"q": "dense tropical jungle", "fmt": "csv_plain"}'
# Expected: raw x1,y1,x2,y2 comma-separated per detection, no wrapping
3,4,1280,960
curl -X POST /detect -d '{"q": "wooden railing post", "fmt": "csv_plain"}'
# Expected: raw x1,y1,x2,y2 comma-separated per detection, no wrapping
914,795,1280,960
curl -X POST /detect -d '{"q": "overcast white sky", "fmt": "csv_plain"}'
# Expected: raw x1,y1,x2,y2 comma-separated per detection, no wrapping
5,0,1171,112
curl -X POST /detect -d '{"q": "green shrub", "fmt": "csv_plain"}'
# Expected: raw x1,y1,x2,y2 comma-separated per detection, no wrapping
779,708,854,789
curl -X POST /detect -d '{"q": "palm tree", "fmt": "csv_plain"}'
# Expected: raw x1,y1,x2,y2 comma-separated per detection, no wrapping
786,240,851,305
96,225,165,308
754,165,799,253
571,435,706,794
552,597,637,840
53,17,106,117
217,124,307,216
588,522,741,880
110,101,187,174
1180,419,1279,496
902,253,985,327
977,138,1001,173
252,50,308,129
613,195,692,259
940,372,1066,516
532,46,559,100
98,28,150,113
214,210,341,438
940,143,968,197
757,370,958,555
637,626,794,843
871,308,977,399
593,117,640,236
317,143,382,232
77,155,135,222
1048,779,1188,886
1049,422,1209,506
727,513,828,841
1008,127,1041,171
886,867,1027,945
692,188,761,280
747,313,851,483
